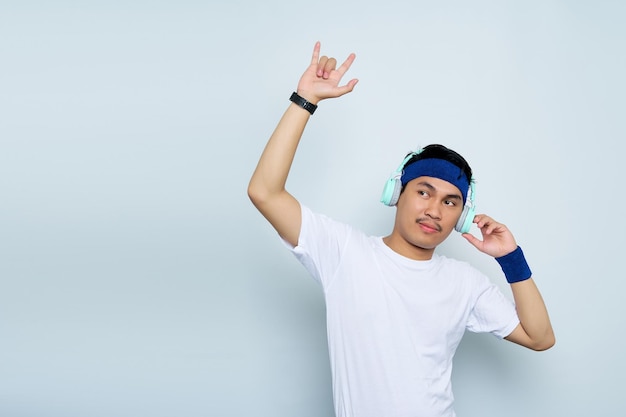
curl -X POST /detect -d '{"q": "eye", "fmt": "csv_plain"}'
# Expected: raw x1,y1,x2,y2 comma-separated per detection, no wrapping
444,199,457,207
418,190,429,198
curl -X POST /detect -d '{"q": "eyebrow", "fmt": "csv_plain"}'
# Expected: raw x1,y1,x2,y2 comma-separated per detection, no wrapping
416,181,463,201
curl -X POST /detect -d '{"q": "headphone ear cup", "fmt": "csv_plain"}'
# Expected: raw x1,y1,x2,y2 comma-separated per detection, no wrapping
381,150,421,207
380,178,402,206
455,179,476,233
455,204,475,233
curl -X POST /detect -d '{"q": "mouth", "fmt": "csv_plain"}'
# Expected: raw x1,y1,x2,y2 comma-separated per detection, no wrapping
416,219,442,233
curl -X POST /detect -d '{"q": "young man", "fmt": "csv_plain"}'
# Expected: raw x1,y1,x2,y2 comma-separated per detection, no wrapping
248,42,554,417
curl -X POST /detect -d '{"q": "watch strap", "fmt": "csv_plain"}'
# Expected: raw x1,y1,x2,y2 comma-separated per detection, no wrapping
289,92,317,115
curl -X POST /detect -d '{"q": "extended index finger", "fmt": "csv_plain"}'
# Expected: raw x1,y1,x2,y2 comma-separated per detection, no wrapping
310,41,321,65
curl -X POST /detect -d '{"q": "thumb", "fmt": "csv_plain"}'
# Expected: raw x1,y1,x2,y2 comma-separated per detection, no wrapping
462,233,482,251
335,78,359,96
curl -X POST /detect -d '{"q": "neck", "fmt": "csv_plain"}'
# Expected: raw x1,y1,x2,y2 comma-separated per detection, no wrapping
382,234,435,261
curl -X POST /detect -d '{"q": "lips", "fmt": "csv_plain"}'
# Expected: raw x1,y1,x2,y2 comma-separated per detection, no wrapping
417,219,441,233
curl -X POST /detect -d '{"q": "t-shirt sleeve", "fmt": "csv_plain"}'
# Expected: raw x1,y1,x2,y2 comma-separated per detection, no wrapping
466,279,520,339
281,205,351,289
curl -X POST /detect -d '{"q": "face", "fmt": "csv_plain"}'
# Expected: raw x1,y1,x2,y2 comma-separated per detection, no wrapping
386,176,464,260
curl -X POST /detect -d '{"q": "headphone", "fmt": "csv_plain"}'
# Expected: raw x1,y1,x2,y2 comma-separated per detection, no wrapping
380,150,476,233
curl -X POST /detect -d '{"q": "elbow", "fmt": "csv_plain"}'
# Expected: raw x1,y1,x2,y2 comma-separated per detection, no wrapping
247,183,257,205
248,178,287,211
531,333,556,352
247,180,267,208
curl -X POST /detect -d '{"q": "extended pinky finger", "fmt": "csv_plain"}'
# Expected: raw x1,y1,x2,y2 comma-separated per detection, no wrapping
337,53,356,75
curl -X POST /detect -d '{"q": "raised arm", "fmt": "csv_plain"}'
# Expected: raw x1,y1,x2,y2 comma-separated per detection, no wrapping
463,214,555,351
247,42,358,247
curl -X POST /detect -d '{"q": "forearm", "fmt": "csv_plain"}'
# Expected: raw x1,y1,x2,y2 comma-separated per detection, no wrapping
510,278,555,350
248,103,311,201
494,246,555,350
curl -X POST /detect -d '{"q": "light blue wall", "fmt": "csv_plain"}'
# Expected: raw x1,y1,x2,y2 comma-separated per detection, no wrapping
1,1,624,416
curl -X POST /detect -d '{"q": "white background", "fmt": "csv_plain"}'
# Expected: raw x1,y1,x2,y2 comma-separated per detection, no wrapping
1,1,624,416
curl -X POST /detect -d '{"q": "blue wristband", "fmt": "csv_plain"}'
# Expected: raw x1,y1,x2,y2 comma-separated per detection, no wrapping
495,246,532,284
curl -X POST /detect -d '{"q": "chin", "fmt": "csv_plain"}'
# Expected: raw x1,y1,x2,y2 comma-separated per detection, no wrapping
413,236,447,250
411,241,438,251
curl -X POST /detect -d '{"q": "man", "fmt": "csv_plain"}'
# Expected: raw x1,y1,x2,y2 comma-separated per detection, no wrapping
248,42,554,417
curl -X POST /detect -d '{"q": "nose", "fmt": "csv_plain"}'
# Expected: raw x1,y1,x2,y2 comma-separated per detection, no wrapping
424,200,442,220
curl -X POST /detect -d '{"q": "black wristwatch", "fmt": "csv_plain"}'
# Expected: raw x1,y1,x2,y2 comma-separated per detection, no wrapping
289,92,317,115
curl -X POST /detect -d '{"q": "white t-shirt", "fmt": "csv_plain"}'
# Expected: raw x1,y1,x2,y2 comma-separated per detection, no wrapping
287,205,520,417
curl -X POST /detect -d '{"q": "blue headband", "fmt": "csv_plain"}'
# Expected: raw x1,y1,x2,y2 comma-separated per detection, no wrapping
401,158,470,203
